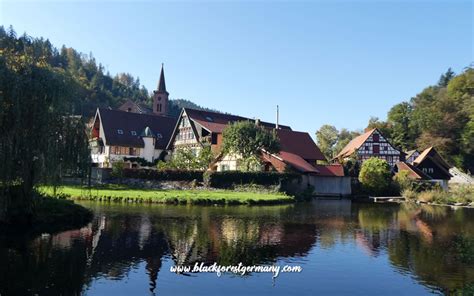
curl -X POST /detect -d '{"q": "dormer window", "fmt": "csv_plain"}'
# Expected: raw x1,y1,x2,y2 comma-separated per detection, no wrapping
156,133,163,139
205,116,213,122
131,131,137,136
117,129,123,135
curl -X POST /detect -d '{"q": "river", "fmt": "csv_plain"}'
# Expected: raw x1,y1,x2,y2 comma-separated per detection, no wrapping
1,200,473,295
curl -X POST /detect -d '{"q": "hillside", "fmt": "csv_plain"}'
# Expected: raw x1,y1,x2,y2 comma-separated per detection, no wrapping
0,26,217,118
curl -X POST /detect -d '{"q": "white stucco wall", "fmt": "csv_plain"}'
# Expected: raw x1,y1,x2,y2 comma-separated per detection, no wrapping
140,137,155,162
215,154,241,171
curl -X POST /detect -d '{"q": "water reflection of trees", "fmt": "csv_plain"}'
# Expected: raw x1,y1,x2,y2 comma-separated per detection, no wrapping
0,201,473,295
355,203,474,294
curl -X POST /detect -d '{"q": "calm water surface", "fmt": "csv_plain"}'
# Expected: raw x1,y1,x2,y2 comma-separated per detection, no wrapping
1,200,473,295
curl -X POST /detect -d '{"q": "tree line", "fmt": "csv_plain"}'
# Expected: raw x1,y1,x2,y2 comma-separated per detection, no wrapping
316,67,474,172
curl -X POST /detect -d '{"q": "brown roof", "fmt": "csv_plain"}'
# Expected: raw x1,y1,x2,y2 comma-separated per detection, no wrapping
413,147,452,177
334,128,376,159
97,108,177,149
314,164,345,177
267,130,328,174
277,129,326,162
184,108,291,134
396,162,431,180
278,151,319,173
414,147,451,169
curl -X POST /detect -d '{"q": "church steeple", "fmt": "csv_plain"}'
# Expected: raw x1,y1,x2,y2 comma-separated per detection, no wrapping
153,63,169,116
157,63,168,94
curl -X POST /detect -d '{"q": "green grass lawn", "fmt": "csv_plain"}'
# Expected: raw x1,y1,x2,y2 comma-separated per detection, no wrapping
40,185,294,205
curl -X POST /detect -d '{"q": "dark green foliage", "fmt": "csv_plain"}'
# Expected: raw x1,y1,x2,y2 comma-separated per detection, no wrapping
0,29,91,223
342,156,361,177
358,158,392,196
123,156,161,167
374,67,473,171
111,160,125,179
0,26,150,118
438,67,455,87
222,121,280,171
315,124,338,160
0,190,92,233
32,197,93,232
122,169,204,182
316,126,361,160
157,146,214,171
203,171,300,189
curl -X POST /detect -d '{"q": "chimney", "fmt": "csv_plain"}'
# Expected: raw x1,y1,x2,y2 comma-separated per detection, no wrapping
276,105,279,129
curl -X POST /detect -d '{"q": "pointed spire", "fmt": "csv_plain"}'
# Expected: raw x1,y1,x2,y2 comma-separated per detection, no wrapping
157,63,167,93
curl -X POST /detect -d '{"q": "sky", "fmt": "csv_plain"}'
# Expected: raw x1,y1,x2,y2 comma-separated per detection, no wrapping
1,0,472,136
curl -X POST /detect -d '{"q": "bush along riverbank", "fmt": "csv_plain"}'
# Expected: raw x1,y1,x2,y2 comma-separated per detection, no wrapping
0,188,93,235
402,185,474,207
40,185,295,205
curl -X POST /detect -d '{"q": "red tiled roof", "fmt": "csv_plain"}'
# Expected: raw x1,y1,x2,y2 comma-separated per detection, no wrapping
97,108,177,149
184,108,292,134
278,151,319,173
396,162,431,180
277,129,326,162
334,128,375,159
314,164,345,177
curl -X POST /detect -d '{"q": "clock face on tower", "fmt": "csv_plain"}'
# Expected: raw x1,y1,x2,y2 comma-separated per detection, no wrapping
157,96,161,101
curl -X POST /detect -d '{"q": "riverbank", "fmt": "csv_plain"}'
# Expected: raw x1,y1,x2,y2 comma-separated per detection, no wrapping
0,196,93,235
401,185,474,207
40,185,294,205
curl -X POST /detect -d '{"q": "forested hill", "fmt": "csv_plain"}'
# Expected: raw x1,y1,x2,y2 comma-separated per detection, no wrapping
316,67,474,172
0,26,217,118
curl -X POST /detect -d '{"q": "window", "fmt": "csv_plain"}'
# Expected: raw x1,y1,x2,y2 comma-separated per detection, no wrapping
117,129,123,135
384,146,388,150
129,147,139,156
373,145,380,154
156,133,163,139
131,131,137,136
373,133,379,142
157,104,162,112
205,116,213,122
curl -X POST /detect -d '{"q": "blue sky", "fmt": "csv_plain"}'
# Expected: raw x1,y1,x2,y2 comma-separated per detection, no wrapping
1,0,472,136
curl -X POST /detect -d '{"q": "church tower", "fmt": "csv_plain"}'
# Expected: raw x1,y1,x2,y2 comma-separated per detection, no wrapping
153,64,169,116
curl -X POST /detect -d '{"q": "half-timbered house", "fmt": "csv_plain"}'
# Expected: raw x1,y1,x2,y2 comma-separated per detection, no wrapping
167,108,351,195
333,128,404,167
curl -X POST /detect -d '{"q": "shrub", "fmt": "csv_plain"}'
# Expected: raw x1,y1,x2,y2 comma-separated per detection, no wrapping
111,160,125,179
123,157,159,167
157,146,214,171
401,189,418,200
358,158,392,196
122,169,203,182
417,190,436,203
203,171,300,189
393,170,414,192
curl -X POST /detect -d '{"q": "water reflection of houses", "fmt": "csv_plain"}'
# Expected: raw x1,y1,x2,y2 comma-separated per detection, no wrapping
3,202,472,295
